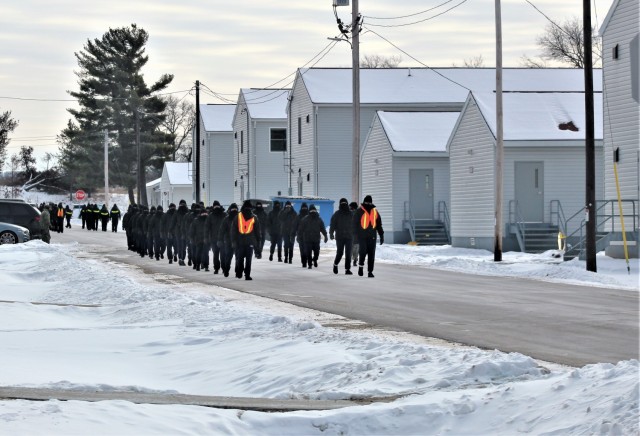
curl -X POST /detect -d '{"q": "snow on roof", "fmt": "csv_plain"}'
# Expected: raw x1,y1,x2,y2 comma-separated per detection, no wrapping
164,162,191,185
146,177,161,188
200,104,236,132
241,88,290,119
471,92,604,141
376,111,460,152
298,68,603,104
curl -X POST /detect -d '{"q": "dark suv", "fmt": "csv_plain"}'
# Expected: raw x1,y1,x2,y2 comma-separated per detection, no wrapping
0,199,42,239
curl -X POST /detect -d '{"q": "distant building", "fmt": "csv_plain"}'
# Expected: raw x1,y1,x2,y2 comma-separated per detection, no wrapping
232,88,290,203
146,178,161,208
196,104,236,207
160,162,193,209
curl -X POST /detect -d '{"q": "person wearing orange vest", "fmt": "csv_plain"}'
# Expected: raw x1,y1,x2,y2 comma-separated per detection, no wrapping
231,200,262,280
353,195,384,278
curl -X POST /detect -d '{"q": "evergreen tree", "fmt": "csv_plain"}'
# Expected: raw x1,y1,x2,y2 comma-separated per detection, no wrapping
0,110,19,173
59,24,173,205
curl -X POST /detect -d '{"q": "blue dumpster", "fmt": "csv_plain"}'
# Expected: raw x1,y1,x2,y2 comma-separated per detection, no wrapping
270,196,335,226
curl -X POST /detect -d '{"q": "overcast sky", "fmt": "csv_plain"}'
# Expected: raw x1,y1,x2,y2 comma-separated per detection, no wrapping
1,0,614,167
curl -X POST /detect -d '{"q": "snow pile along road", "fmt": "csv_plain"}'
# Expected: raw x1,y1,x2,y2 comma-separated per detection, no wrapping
0,241,637,435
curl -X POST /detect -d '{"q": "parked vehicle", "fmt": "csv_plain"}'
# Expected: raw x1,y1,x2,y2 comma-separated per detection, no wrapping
0,199,42,239
0,221,30,244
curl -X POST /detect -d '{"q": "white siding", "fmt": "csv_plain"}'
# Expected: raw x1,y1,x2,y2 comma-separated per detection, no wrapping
317,106,353,200
290,79,315,197
253,120,289,199
362,116,394,236
233,98,249,203
450,99,496,240
207,131,234,207
602,0,640,230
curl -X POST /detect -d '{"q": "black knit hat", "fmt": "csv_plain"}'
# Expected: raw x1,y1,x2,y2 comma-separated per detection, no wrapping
213,200,221,207
300,202,308,210
242,200,253,210
285,200,292,206
228,203,238,212
339,198,348,205
255,201,262,208
156,205,163,212
349,201,358,210
169,203,176,208
179,199,187,205
309,204,317,211
363,195,373,203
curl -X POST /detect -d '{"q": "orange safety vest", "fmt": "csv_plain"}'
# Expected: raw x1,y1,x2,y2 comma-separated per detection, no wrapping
57,209,64,218
360,206,378,229
238,213,256,235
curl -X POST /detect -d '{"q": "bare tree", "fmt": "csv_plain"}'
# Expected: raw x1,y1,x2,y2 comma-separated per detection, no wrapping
522,16,602,68
0,110,19,173
360,54,402,68
453,55,485,68
160,95,195,162
519,55,548,68
43,152,56,171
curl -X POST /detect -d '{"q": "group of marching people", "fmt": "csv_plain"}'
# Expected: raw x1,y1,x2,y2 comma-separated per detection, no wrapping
78,204,122,232
121,194,384,280
38,202,73,233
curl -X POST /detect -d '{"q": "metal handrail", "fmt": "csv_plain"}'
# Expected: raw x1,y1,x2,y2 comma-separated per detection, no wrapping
438,201,451,244
549,200,567,237
404,201,416,242
509,200,527,252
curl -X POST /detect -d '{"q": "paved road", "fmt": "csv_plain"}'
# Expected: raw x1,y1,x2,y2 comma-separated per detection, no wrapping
51,227,639,367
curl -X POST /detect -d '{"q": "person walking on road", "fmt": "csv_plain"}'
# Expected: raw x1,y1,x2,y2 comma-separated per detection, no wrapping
279,201,297,264
99,204,110,232
267,200,283,262
218,203,238,277
110,204,121,232
205,201,226,274
231,200,261,280
353,195,384,278
330,198,354,275
80,204,88,229
253,201,268,259
299,204,328,269
64,205,73,228
291,203,309,268
349,202,359,267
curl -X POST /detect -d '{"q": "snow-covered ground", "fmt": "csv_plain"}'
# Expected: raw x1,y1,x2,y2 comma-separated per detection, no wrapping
0,239,638,435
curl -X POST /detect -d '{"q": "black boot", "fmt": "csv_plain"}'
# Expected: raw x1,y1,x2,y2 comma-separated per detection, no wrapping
358,266,363,277
333,265,338,275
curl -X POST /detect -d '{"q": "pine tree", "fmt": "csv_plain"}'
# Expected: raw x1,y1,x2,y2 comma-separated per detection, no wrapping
60,24,173,205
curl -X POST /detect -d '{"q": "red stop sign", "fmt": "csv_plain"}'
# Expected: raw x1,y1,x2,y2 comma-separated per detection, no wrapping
75,190,86,201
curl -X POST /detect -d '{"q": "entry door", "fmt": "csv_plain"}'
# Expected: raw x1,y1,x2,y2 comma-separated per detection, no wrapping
409,169,434,219
515,162,544,222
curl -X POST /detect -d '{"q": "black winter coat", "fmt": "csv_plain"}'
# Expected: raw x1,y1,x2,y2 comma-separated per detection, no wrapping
231,208,261,248
267,203,282,236
279,206,297,236
254,208,268,239
161,207,176,237
189,213,208,244
299,211,327,244
204,207,226,243
218,210,238,246
171,205,189,238
329,202,354,240
292,208,309,242
353,203,384,241
149,210,164,237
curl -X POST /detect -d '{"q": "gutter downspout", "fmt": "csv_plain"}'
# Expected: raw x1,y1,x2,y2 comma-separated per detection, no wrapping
314,105,319,195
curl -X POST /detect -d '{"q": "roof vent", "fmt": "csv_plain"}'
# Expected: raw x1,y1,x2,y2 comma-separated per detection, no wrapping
408,67,412,77
558,121,579,132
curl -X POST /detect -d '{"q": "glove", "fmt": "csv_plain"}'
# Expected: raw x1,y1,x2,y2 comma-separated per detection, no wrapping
324,235,328,243
379,235,384,245
330,234,334,240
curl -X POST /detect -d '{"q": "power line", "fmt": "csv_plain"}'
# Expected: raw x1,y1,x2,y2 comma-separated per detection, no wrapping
364,0,470,28
362,26,471,92
363,0,458,20
0,88,194,104
523,0,572,37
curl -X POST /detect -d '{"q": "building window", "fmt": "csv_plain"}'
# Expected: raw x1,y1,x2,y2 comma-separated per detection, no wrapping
297,117,302,144
270,128,287,152
240,131,244,154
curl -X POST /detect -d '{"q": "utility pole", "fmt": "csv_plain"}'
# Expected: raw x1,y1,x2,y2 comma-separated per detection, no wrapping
494,0,504,262
195,80,201,203
351,0,361,203
104,129,109,208
583,0,597,272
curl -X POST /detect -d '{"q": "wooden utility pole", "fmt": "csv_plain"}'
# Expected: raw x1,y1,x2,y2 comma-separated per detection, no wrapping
103,129,109,208
195,80,201,204
494,0,504,262
351,0,361,203
583,0,597,272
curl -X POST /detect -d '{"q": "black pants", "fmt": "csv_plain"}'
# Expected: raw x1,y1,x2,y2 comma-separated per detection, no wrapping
211,240,222,271
166,236,175,261
101,218,109,232
297,240,307,266
65,217,71,228
334,237,353,269
269,234,282,259
282,234,294,261
112,219,119,232
304,240,320,264
358,237,377,272
221,242,234,275
235,244,254,278
154,235,165,259
177,237,187,261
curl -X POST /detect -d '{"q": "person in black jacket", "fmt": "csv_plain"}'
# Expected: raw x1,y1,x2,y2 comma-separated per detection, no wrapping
267,200,283,262
189,206,208,271
149,205,165,260
279,201,297,264
64,205,73,228
330,198,354,275
161,203,177,264
299,204,328,269
80,204,88,229
231,200,261,280
92,203,101,231
353,195,384,278
182,204,198,266
204,201,226,274
145,206,156,259
123,205,135,250
291,203,309,267
99,204,110,232
110,204,121,232
173,200,190,265
218,203,238,277
135,207,148,257
253,201,268,259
